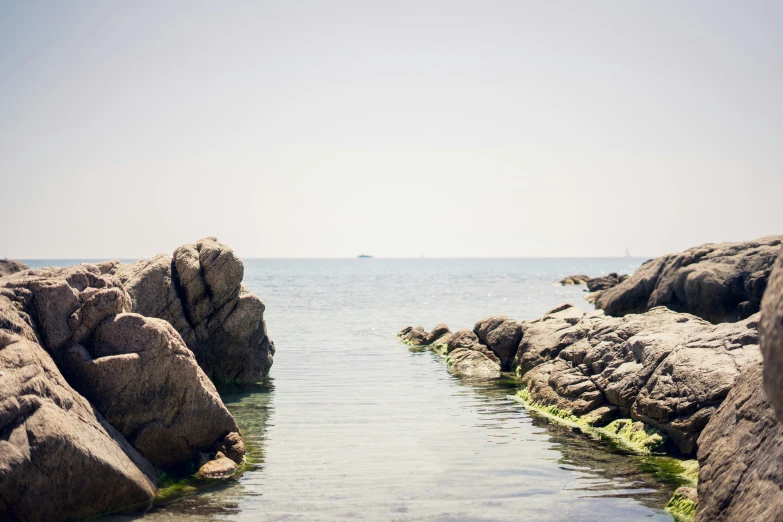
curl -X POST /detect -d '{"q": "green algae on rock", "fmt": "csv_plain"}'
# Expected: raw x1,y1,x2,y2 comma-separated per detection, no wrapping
666,486,698,521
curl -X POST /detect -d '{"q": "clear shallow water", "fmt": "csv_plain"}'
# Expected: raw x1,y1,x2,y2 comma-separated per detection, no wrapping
25,257,685,521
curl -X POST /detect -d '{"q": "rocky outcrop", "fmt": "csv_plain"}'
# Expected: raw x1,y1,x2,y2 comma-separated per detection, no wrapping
0,238,268,521
515,304,760,455
0,259,28,278
595,236,782,323
696,363,783,521
559,274,590,285
106,237,274,384
402,303,761,456
0,299,156,521
586,272,627,292
760,249,783,422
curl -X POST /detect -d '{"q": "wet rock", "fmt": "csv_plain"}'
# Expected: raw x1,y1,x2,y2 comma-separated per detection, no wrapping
696,363,783,522
196,456,238,479
473,316,523,370
559,274,590,285
446,329,480,353
400,326,429,346
595,235,782,323
218,431,246,464
427,323,451,343
446,347,501,378
0,259,29,278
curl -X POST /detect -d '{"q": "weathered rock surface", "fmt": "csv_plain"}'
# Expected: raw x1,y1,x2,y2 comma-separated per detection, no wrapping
196,456,238,479
0,238,265,521
0,307,156,521
108,237,275,383
559,274,590,285
63,313,239,468
473,316,523,370
515,304,760,455
696,362,783,522
586,272,627,292
0,259,28,278
760,249,783,423
595,236,782,323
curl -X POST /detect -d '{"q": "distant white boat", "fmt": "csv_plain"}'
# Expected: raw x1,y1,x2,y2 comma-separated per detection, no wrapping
625,247,632,258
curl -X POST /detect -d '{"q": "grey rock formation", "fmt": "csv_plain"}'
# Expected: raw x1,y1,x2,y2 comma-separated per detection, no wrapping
473,316,523,370
0,259,29,278
109,237,275,383
696,363,783,522
760,249,783,423
559,274,590,285
595,236,782,323
586,272,627,292
515,304,760,455
0,238,266,521
0,300,156,522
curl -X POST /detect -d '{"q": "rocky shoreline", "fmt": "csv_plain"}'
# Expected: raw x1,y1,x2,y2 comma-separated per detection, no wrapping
400,235,783,522
0,238,273,522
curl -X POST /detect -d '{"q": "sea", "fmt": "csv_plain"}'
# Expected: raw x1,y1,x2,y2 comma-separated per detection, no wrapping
23,257,688,522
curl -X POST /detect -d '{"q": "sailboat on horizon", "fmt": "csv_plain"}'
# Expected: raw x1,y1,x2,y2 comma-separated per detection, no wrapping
625,246,632,258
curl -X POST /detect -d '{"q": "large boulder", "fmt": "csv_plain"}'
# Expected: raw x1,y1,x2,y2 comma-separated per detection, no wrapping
595,236,782,323
586,272,627,292
109,237,275,383
62,313,239,468
0,247,257,521
696,363,783,522
514,304,760,455
760,248,783,422
0,259,29,278
473,316,523,370
0,298,156,522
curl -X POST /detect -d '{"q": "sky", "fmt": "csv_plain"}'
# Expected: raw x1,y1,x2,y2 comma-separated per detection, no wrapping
1,1,781,259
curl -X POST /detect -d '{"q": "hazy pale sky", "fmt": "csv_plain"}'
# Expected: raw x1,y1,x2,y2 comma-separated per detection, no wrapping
1,1,781,259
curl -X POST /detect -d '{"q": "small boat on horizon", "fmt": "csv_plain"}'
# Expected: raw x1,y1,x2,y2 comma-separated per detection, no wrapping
357,254,373,259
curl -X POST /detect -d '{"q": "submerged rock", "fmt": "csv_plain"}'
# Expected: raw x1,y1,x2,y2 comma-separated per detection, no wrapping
0,259,29,278
595,235,782,323
196,456,239,479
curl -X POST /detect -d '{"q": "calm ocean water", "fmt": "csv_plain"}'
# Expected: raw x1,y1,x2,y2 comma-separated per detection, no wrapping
24,257,686,522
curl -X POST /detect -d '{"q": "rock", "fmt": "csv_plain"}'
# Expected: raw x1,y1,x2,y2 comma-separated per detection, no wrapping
595,235,782,323
696,362,783,521
110,237,275,383
446,347,501,378
515,304,760,455
0,327,156,522
760,248,783,422
62,313,239,468
0,259,29,278
427,323,451,344
667,487,698,520
218,431,246,464
473,316,523,370
400,326,429,346
196,456,238,479
586,272,627,292
559,274,590,285
446,329,481,354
